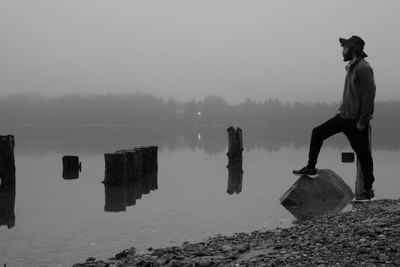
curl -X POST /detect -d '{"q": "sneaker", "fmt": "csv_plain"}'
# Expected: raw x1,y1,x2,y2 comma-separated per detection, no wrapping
292,166,317,176
354,189,375,202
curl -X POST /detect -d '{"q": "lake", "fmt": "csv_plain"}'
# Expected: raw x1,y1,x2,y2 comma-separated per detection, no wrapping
0,125,399,266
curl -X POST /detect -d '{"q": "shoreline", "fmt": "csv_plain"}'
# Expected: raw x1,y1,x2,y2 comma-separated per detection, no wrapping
73,199,400,267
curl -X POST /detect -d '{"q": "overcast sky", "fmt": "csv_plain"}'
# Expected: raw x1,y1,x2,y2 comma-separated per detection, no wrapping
1,0,399,104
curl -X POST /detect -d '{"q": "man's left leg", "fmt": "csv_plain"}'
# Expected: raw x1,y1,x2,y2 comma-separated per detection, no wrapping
345,125,375,199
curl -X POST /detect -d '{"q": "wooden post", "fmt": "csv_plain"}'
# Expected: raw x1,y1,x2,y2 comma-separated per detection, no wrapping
227,161,243,194
355,126,372,198
103,152,127,185
126,182,137,207
148,171,158,191
0,184,15,229
149,146,158,172
140,147,152,174
116,149,137,183
133,148,144,177
62,155,81,180
0,135,16,186
227,127,243,163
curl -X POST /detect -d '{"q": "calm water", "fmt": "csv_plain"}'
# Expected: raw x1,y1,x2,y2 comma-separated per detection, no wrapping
1,126,399,266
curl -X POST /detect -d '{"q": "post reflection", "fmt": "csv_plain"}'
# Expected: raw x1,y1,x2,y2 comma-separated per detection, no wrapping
104,172,158,212
227,161,243,195
0,184,16,229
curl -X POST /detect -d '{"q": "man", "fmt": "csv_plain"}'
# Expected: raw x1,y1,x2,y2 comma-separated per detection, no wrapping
293,35,376,202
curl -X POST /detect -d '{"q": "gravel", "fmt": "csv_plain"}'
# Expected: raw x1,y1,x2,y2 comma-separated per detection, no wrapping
72,199,400,267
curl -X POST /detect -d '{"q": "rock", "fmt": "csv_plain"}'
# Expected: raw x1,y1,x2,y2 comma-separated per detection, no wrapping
280,169,354,219
168,260,184,267
115,247,136,259
197,260,213,267
236,243,250,253
221,245,233,252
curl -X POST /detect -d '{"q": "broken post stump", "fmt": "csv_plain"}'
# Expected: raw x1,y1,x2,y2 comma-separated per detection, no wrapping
355,125,372,198
227,127,243,163
139,147,151,174
280,169,354,208
103,146,158,185
62,155,81,180
227,161,243,195
0,135,16,186
0,184,16,229
133,148,144,177
126,182,138,207
148,171,158,191
149,146,158,172
115,149,139,183
103,152,128,185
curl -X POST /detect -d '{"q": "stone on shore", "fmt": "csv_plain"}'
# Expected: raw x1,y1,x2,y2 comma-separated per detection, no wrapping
280,169,354,207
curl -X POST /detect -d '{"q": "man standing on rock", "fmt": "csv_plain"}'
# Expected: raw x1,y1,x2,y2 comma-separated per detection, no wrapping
293,35,376,202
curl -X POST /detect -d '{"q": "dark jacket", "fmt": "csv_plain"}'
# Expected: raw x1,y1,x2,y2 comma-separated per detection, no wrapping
339,58,376,126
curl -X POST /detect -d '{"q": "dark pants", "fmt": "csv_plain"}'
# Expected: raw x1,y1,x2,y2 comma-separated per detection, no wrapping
307,114,375,189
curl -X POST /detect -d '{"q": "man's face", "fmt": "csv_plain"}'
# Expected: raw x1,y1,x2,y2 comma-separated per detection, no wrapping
342,45,353,62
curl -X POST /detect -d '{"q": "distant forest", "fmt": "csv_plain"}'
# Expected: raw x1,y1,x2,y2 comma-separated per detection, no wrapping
1,93,399,129
1,93,400,152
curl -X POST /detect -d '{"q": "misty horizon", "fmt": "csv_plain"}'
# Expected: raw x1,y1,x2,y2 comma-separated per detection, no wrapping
1,93,400,154
1,1,400,104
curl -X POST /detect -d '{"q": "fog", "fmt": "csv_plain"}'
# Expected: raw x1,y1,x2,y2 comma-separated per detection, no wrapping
1,1,400,104
1,94,400,154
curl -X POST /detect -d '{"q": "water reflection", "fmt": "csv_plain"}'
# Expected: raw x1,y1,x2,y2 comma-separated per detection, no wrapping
0,184,16,229
282,196,353,221
3,125,400,155
104,172,158,212
227,161,243,195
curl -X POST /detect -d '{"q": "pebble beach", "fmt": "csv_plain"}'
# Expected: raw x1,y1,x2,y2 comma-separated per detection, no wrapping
73,199,400,267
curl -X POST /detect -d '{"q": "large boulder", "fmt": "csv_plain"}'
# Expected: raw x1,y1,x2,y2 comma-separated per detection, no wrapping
280,169,354,219
282,197,352,220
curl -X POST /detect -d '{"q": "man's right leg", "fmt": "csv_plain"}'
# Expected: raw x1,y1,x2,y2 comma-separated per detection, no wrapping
293,114,344,175
307,114,344,168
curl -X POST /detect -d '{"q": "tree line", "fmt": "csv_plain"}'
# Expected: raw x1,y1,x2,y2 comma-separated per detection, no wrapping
0,93,398,130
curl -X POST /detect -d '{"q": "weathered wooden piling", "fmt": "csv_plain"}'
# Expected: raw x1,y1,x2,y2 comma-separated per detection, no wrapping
148,171,158,191
103,146,158,185
133,148,144,177
115,149,138,183
0,184,15,228
149,146,158,171
227,161,243,194
103,152,128,185
0,135,16,186
227,127,243,163
126,182,137,207
355,126,372,198
139,146,154,174
62,155,81,180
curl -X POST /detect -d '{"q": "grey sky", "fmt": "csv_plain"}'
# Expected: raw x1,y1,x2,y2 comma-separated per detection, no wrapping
1,0,399,104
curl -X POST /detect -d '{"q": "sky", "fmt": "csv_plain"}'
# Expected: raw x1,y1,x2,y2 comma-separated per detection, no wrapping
1,0,399,104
